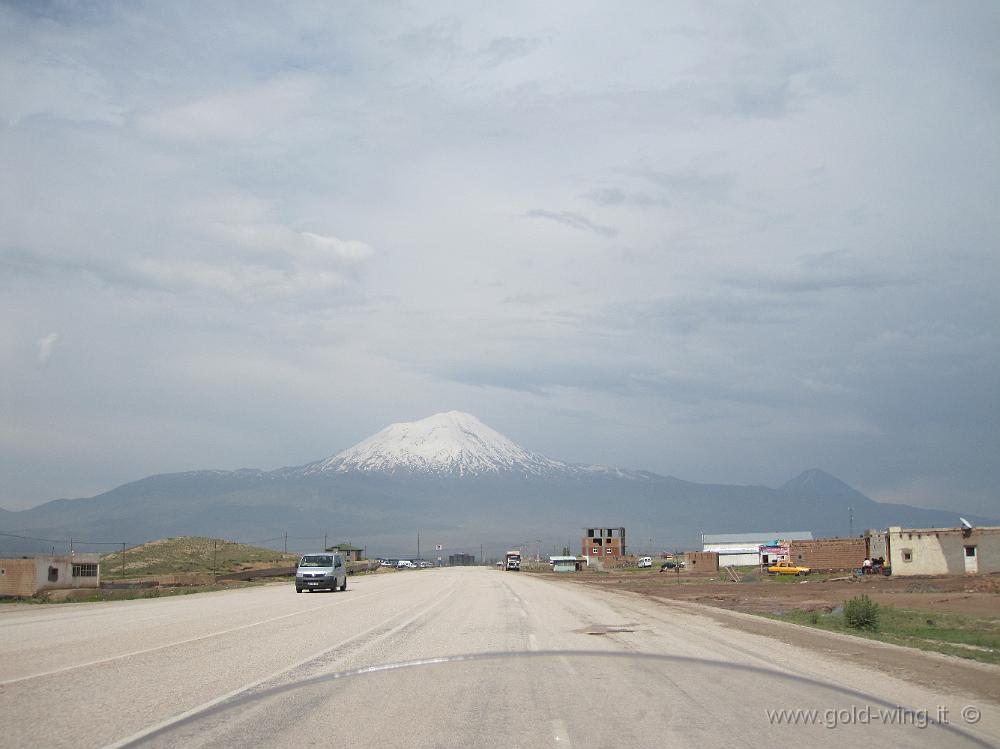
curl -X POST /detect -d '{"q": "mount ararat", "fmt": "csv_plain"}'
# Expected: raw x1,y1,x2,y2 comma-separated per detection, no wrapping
2,411,992,556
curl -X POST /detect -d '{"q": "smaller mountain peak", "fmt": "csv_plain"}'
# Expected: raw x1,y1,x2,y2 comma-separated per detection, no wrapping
780,469,868,502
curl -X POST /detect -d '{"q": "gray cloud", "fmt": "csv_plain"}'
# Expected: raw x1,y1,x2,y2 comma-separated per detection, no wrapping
2,2,998,519
524,209,617,238
476,36,540,68
581,187,668,208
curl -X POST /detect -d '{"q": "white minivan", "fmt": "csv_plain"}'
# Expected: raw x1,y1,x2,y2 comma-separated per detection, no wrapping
637,556,652,568
295,553,347,592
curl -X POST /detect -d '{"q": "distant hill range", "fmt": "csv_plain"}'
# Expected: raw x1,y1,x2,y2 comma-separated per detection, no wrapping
2,411,994,556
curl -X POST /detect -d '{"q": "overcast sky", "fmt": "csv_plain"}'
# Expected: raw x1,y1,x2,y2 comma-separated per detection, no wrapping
2,1,998,516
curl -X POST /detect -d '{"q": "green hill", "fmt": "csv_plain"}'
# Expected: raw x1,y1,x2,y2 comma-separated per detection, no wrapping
100,536,299,578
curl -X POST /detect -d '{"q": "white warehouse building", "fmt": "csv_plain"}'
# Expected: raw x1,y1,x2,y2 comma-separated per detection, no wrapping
702,531,814,567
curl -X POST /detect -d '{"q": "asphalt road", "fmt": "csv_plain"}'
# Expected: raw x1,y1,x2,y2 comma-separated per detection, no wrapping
1,568,997,748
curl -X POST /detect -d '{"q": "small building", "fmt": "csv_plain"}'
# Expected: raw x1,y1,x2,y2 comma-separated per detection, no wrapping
549,555,584,572
448,553,476,566
787,537,867,571
0,554,101,598
582,527,626,559
682,551,719,572
326,543,364,562
887,525,1000,576
702,531,813,567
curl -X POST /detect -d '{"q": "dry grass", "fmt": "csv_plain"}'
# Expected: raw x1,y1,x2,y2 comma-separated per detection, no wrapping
100,536,299,578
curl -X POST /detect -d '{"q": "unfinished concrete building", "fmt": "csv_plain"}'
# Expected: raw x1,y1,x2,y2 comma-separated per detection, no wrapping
582,527,626,559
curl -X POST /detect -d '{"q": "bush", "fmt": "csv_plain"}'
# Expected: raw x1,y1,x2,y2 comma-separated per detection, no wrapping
843,594,880,631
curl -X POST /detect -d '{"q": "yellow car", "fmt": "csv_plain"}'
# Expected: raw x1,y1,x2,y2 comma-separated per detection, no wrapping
767,561,811,576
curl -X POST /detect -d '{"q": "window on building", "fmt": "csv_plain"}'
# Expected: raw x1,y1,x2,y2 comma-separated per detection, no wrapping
72,563,98,577
964,546,977,558
902,549,912,562
48,566,59,582
593,548,599,555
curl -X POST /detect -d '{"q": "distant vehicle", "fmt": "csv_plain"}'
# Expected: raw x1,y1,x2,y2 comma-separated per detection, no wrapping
396,560,417,569
496,561,505,568
295,553,347,593
505,550,522,571
660,560,684,571
768,561,811,576
637,556,652,568
419,561,433,568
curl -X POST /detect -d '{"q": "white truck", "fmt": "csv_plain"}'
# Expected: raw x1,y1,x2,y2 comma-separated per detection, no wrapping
505,550,522,571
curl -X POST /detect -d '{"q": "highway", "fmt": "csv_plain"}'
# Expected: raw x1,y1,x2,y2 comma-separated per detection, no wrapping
0,567,997,748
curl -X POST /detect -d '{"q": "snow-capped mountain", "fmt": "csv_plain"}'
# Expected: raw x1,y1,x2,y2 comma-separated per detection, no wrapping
300,411,570,477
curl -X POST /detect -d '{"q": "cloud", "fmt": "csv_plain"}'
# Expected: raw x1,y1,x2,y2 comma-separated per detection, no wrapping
524,210,617,238
723,252,908,295
37,332,58,363
138,76,320,141
0,54,125,126
476,36,540,68
581,187,668,208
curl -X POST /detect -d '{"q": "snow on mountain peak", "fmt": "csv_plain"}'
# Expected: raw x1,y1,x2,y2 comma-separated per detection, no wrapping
304,411,568,476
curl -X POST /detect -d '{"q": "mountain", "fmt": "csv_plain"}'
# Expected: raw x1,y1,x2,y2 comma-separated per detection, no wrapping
296,411,570,477
1,412,994,556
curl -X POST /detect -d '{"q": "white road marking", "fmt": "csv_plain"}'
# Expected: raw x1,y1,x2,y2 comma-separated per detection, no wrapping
102,579,460,749
552,719,573,746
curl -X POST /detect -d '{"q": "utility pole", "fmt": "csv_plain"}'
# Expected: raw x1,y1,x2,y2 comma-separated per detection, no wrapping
480,543,483,565
535,539,541,563
849,506,854,537
284,532,287,554
417,532,420,562
324,532,328,551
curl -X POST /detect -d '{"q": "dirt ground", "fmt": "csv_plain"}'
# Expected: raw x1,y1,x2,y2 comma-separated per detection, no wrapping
538,568,1000,706
546,568,1000,618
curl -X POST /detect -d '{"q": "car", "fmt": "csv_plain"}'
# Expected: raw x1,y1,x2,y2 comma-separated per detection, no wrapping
419,561,433,568
295,553,347,593
659,560,684,571
637,556,652,568
396,560,417,569
767,561,811,576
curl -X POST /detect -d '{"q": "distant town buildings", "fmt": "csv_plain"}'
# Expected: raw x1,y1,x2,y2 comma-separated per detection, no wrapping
326,543,364,562
0,554,101,597
701,531,813,567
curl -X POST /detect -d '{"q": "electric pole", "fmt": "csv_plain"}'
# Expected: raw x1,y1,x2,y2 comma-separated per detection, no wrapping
417,532,420,562
849,506,854,537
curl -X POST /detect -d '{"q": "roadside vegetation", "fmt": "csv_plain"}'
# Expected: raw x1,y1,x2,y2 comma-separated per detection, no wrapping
775,603,1000,665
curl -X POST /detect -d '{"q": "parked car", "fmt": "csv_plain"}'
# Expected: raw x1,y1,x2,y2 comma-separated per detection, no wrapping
637,556,652,568
295,553,347,593
767,561,811,576
396,560,417,569
660,560,684,571
419,561,433,568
